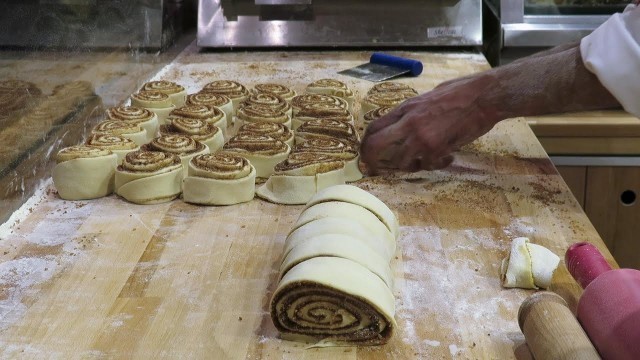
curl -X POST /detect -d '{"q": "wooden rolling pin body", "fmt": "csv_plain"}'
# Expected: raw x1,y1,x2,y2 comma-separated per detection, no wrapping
518,291,600,360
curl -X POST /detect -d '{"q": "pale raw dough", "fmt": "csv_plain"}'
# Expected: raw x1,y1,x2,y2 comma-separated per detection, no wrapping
501,237,560,289
280,234,394,288
285,217,394,261
292,201,396,259
115,165,184,204
271,256,396,345
147,105,175,126
52,153,117,200
304,184,399,238
200,129,225,153
182,165,256,205
168,90,187,108
256,168,345,205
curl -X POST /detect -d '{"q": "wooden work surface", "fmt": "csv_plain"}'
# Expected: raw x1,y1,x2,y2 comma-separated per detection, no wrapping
0,46,614,359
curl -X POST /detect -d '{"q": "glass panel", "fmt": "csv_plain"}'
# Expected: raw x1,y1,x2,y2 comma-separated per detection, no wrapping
525,0,629,15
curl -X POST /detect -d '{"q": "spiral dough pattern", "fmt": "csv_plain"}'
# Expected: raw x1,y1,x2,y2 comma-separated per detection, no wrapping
190,153,252,180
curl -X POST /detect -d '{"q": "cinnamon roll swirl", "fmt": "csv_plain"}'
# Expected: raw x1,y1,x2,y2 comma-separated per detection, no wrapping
0,80,42,96
86,133,139,164
222,134,290,179
236,104,291,129
130,91,176,125
160,118,224,153
253,83,296,101
256,152,345,205
295,119,360,147
293,138,362,182
367,82,418,97
115,150,183,204
52,145,117,200
167,105,227,137
363,106,394,127
292,105,354,130
241,92,291,117
237,122,294,148
361,92,416,116
92,120,147,146
271,256,396,345
142,80,187,107
291,94,348,117
182,153,257,205
106,106,159,141
200,80,249,113
306,79,355,110
51,81,94,99
141,134,209,174
186,92,233,127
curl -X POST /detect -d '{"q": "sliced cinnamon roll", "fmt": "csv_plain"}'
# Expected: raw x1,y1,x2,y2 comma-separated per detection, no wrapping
366,82,418,97
86,133,139,164
291,94,348,117
271,256,396,345
293,138,362,182
256,152,345,205
252,83,296,101
236,104,291,129
182,152,257,205
92,120,147,146
186,92,233,127
52,145,117,200
292,104,354,130
241,92,292,117
106,106,159,141
200,80,249,113
160,117,224,153
141,134,209,174
363,106,394,127
130,91,176,125
237,122,294,148
295,119,360,147
115,150,183,204
306,79,355,110
361,92,416,117
222,134,290,179
166,104,227,136
142,80,187,107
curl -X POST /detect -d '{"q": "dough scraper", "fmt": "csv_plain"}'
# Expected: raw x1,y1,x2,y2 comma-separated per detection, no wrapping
338,53,423,82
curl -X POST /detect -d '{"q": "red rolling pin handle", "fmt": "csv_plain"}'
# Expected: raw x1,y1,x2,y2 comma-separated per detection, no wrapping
565,242,613,289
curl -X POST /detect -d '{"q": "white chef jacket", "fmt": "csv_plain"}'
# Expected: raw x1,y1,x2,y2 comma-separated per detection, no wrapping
581,3,640,117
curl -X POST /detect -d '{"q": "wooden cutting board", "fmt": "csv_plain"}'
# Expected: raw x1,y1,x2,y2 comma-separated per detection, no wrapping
0,46,613,359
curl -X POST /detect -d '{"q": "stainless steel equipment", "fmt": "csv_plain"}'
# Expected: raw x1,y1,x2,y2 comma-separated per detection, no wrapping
484,0,627,65
197,0,483,47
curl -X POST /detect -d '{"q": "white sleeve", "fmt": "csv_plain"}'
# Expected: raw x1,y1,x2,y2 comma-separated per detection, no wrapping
580,5,640,117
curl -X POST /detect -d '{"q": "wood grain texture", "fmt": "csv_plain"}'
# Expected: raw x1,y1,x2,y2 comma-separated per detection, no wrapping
528,110,640,137
0,46,614,359
556,166,587,208
585,166,640,269
538,137,640,155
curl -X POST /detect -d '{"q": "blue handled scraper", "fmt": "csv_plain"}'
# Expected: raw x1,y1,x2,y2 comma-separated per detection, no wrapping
338,53,423,82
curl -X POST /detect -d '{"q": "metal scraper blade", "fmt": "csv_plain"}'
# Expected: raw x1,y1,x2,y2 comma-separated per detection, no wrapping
338,63,411,82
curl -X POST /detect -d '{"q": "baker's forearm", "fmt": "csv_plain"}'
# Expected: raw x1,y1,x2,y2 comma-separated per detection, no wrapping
479,46,621,122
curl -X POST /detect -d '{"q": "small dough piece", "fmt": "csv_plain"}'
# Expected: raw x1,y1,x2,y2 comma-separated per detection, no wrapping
85,133,139,165
160,118,224,153
237,122,294,148
285,217,394,261
527,242,561,289
253,83,296,101
291,94,349,116
92,120,148,146
182,153,256,205
280,234,394,288
367,82,418,97
292,201,396,259
256,153,345,205
106,106,159,141
271,256,396,346
142,80,187,107
291,105,354,131
166,105,227,137
304,184,399,238
130,91,175,127
236,104,291,129
306,79,355,111
141,134,209,176
186,92,234,127
360,92,415,120
222,134,291,179
115,151,183,204
52,145,117,200
363,106,394,127
241,92,292,118
200,80,249,114
293,137,362,182
295,119,360,146
501,237,535,289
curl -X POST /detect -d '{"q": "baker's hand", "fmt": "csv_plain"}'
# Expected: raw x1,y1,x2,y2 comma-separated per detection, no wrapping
360,73,500,173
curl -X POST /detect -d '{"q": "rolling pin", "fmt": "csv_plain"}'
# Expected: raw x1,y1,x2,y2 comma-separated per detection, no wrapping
566,242,640,360
518,291,600,360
